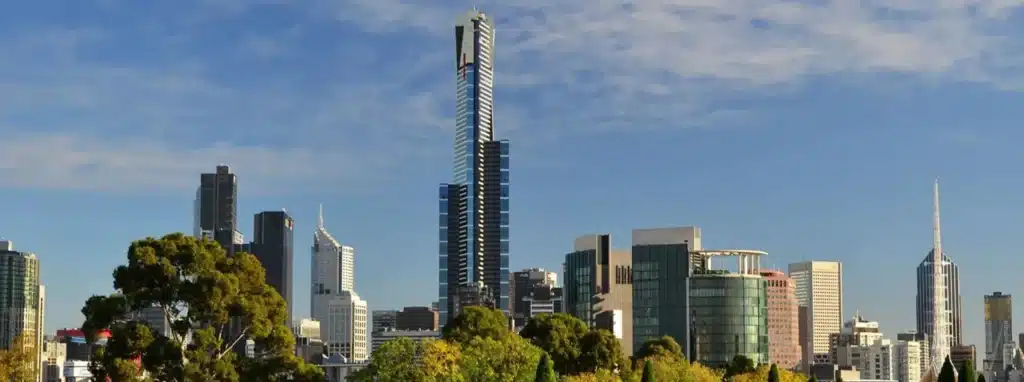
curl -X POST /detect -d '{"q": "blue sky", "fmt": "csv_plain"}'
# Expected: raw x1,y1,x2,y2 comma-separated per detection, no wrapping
1,0,1024,349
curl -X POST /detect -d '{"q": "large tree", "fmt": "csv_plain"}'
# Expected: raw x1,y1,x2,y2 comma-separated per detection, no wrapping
0,334,36,381
577,329,628,375
960,358,976,382
534,353,557,382
769,363,781,382
442,306,510,344
641,359,656,382
939,356,957,382
520,313,588,375
80,233,323,381
634,336,684,361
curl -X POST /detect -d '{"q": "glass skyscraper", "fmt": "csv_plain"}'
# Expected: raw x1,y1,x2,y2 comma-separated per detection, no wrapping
916,251,962,347
438,9,510,326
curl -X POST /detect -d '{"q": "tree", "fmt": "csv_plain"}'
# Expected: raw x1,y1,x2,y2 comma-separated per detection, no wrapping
459,335,542,382
634,336,684,361
978,373,987,382
577,329,628,375
534,353,556,382
939,356,957,382
520,313,588,375
808,376,818,382
960,358,976,382
80,233,323,382
769,363,781,382
349,337,420,381
0,334,36,381
641,359,656,382
442,306,510,344
420,339,463,381
725,355,756,378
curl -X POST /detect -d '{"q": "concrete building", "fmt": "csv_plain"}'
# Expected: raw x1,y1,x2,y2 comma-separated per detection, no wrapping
630,227,701,358
895,340,924,382
0,240,44,382
510,268,562,328
395,307,439,331
690,267,769,368
986,292,1013,372
252,211,295,326
789,260,844,371
438,9,511,326
370,330,441,355
830,314,883,366
371,310,397,333
760,269,801,370
64,360,92,382
312,207,356,327
320,354,368,382
897,331,930,377
293,318,321,340
41,338,66,382
861,339,895,381
565,234,634,355
322,291,368,361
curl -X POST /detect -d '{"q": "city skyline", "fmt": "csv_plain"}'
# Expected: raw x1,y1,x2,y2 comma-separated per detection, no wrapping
3,1,1024,358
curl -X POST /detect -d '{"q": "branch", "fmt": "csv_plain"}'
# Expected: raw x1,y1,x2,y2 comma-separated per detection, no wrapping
218,325,251,360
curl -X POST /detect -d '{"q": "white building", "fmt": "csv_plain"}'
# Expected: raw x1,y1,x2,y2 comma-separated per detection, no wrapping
895,340,923,382
41,339,66,382
294,318,321,340
370,330,441,356
64,360,91,382
789,260,844,368
324,291,368,361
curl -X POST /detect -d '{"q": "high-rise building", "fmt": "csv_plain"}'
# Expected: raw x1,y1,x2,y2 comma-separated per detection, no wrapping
921,180,954,382
371,310,398,333
788,260,843,371
896,339,925,382
916,252,962,348
898,331,931,376
438,9,510,326
830,314,883,366
395,307,439,331
856,338,895,381
565,234,633,355
323,291,368,361
0,240,43,382
631,227,701,359
252,211,295,325
760,270,801,370
690,265,769,368
194,165,239,250
985,292,1013,371
41,338,66,382
510,268,562,328
951,344,976,374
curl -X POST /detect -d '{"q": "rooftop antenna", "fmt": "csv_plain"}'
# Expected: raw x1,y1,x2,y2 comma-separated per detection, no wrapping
318,204,324,230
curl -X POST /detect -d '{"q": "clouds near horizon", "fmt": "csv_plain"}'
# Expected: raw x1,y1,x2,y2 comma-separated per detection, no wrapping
0,0,1021,192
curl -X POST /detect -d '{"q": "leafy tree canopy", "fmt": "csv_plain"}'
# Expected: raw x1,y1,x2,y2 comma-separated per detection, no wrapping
520,313,588,375
725,355,756,378
442,306,510,344
0,334,36,381
769,363,781,382
732,365,805,382
939,356,957,382
534,353,556,382
960,358,976,382
979,373,987,382
641,359,656,382
577,329,629,375
634,336,684,361
80,233,323,382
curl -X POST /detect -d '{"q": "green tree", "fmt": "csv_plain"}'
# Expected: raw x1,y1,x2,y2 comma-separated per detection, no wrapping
641,359,656,382
0,334,37,381
725,355,756,378
420,339,463,381
520,313,588,375
978,373,986,382
768,363,781,382
349,337,421,382
460,335,542,382
534,353,556,382
634,336,684,361
808,376,818,382
939,356,957,382
442,306,510,344
959,358,976,382
80,233,323,382
577,329,628,375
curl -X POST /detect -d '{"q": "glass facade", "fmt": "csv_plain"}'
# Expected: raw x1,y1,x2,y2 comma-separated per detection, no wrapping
439,11,506,325
631,243,693,356
563,251,596,327
690,273,769,368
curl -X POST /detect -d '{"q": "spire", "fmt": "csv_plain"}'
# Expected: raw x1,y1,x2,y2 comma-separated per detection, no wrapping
318,204,324,230
933,179,942,260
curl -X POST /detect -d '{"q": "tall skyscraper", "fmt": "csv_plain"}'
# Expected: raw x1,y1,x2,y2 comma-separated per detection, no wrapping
565,234,633,355
916,255,963,349
252,210,295,325
788,260,843,371
310,206,367,359
984,292,1013,371
630,227,701,358
438,9,510,326
194,165,240,251
0,240,43,382
922,180,954,380
760,270,801,370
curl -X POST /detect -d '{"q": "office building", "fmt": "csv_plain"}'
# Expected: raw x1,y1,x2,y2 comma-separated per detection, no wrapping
311,206,356,330
915,250,962,349
760,270,801,370
395,307,439,331
42,338,66,382
921,180,953,380
565,234,633,355
370,330,441,356
985,292,1013,372
293,318,321,340
511,268,562,327
252,211,295,325
896,339,924,382
898,331,931,375
830,314,883,366
631,227,702,359
323,291,368,361
859,338,895,381
690,261,769,368
438,9,510,326
789,260,844,370
951,344,976,374
371,310,398,333
125,306,171,338
0,240,43,382
194,165,239,250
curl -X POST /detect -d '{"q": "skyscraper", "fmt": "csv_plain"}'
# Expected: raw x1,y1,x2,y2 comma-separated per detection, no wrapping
984,292,1013,372
916,252,963,349
788,260,843,372
0,240,43,382
252,210,295,325
310,206,366,358
194,165,240,251
922,180,953,381
438,9,510,326
565,234,633,355
760,270,801,370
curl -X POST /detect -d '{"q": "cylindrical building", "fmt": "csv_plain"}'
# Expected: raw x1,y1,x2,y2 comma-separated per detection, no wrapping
690,271,769,368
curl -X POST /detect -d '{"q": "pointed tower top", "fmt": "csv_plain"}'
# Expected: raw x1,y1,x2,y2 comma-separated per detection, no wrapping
318,204,325,230
933,179,942,257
